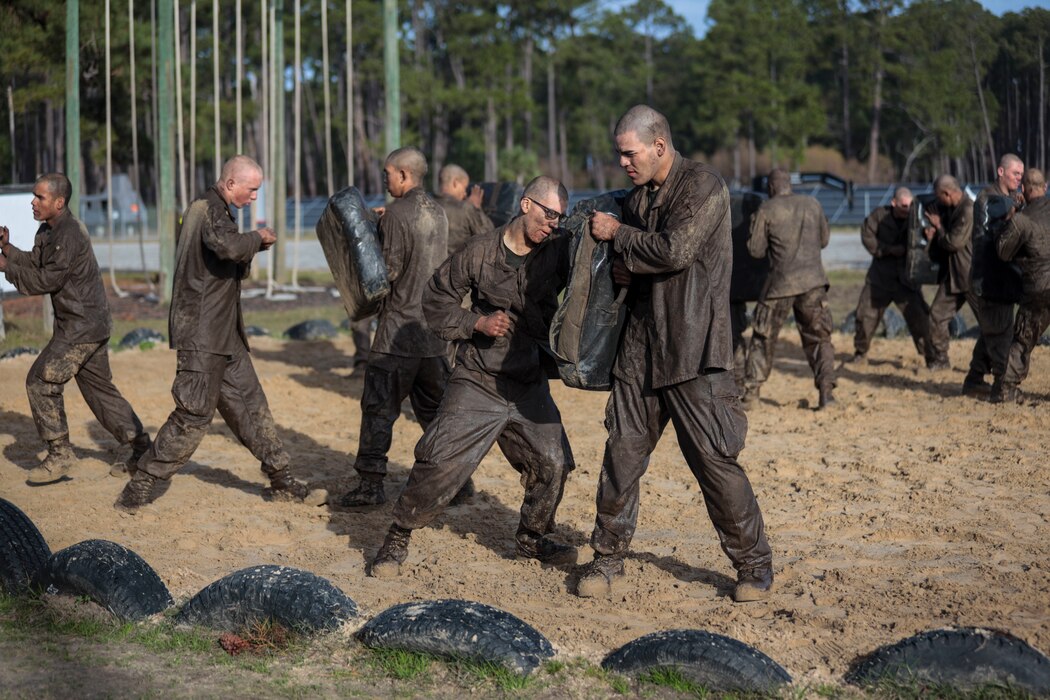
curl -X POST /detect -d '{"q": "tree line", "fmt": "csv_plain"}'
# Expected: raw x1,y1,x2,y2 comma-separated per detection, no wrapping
1,0,1047,209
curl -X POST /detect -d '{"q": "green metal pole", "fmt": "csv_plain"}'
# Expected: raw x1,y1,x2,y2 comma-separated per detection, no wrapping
158,0,177,301
65,0,80,216
383,0,399,156
273,0,286,283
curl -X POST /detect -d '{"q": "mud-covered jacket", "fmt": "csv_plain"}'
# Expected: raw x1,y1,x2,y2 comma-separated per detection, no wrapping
3,209,111,344
424,224,570,383
998,196,1050,299
169,186,262,355
862,205,910,288
927,198,973,294
612,154,735,388
372,186,449,358
437,193,494,256
748,192,829,300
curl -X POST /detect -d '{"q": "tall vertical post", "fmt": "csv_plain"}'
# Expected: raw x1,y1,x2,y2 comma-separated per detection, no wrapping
158,0,177,301
292,0,301,287
321,0,334,195
272,0,286,282
174,0,188,212
383,0,399,156
213,0,220,179
346,0,354,186
66,0,80,216
236,0,242,155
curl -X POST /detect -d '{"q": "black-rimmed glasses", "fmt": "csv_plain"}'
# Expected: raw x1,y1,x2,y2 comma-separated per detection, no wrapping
526,197,564,223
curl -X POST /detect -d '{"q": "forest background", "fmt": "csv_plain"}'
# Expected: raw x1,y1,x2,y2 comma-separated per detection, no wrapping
1,0,1048,208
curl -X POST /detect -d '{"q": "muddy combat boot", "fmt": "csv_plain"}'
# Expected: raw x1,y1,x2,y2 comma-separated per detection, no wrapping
27,438,76,485
961,371,992,397
843,351,867,366
114,471,160,512
575,554,626,598
339,475,387,508
111,432,151,478
817,385,837,409
265,468,309,502
370,524,412,578
448,477,476,506
733,566,773,603
515,536,578,567
741,386,760,410
990,383,1022,404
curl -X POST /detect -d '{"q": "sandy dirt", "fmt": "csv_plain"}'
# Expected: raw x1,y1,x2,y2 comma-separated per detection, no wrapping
1,331,1048,686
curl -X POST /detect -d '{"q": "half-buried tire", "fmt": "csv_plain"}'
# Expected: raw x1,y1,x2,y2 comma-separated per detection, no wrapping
846,627,1050,694
601,629,792,693
175,565,357,633
356,599,554,676
37,539,173,620
0,498,51,594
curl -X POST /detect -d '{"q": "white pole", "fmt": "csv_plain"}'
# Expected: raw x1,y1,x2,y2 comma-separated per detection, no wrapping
213,0,221,180
236,0,243,155
266,3,276,298
292,0,302,288
346,0,353,185
321,0,334,195
190,0,197,196
105,0,126,297
174,0,188,212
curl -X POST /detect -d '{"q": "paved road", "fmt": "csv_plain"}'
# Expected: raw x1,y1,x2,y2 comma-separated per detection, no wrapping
89,232,872,274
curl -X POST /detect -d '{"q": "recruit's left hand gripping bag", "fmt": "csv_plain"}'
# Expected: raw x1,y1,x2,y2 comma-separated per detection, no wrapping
316,186,390,321
549,190,630,391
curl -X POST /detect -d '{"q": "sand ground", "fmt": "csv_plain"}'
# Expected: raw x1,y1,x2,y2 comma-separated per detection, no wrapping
0,332,1047,685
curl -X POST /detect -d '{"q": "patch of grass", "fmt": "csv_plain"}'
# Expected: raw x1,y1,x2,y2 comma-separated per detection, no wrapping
639,665,713,697
365,647,433,681
451,657,532,692
866,675,1034,700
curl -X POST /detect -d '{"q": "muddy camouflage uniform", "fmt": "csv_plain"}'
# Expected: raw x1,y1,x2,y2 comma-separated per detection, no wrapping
388,225,576,553
996,195,1050,397
743,192,836,396
853,206,934,361
136,186,289,480
589,155,772,577
353,186,450,481
964,186,1018,387
926,198,998,373
437,192,494,256
3,209,146,451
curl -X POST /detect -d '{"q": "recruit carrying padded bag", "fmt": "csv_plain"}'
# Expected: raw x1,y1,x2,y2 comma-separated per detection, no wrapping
548,190,630,391
729,192,769,303
972,193,1022,303
316,186,389,321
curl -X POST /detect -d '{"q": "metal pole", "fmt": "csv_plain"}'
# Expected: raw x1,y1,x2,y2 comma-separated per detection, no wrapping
346,0,353,186
7,86,15,183
158,0,177,301
236,0,243,155
273,0,286,283
189,0,197,195
321,0,334,195
213,0,221,179
66,0,80,217
174,0,188,212
266,2,276,295
383,0,400,155
105,0,126,297
129,0,152,290
292,0,301,287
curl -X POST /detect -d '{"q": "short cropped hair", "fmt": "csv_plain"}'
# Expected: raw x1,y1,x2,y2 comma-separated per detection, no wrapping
522,175,568,210
36,173,73,203
438,164,469,190
1022,168,1046,191
220,155,263,183
934,174,961,193
768,168,792,196
999,153,1023,171
614,104,674,149
386,147,428,181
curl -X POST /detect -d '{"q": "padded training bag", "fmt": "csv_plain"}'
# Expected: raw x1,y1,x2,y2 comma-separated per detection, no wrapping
972,193,1022,303
477,181,524,228
905,193,941,288
549,190,630,391
730,192,769,303
316,186,390,321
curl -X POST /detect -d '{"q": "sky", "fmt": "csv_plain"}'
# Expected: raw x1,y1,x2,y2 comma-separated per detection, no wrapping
610,0,1050,38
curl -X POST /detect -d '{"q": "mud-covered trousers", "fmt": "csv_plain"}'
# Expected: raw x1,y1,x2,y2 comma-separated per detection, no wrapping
853,277,934,361
928,283,1011,377
137,347,288,479
590,369,772,573
27,338,144,445
1001,297,1050,391
354,351,449,478
744,286,837,392
391,366,575,551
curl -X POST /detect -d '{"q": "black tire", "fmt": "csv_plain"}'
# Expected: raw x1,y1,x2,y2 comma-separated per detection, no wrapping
37,539,173,621
175,565,357,633
0,498,51,595
356,599,554,676
601,629,792,693
846,627,1050,694
283,319,337,341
